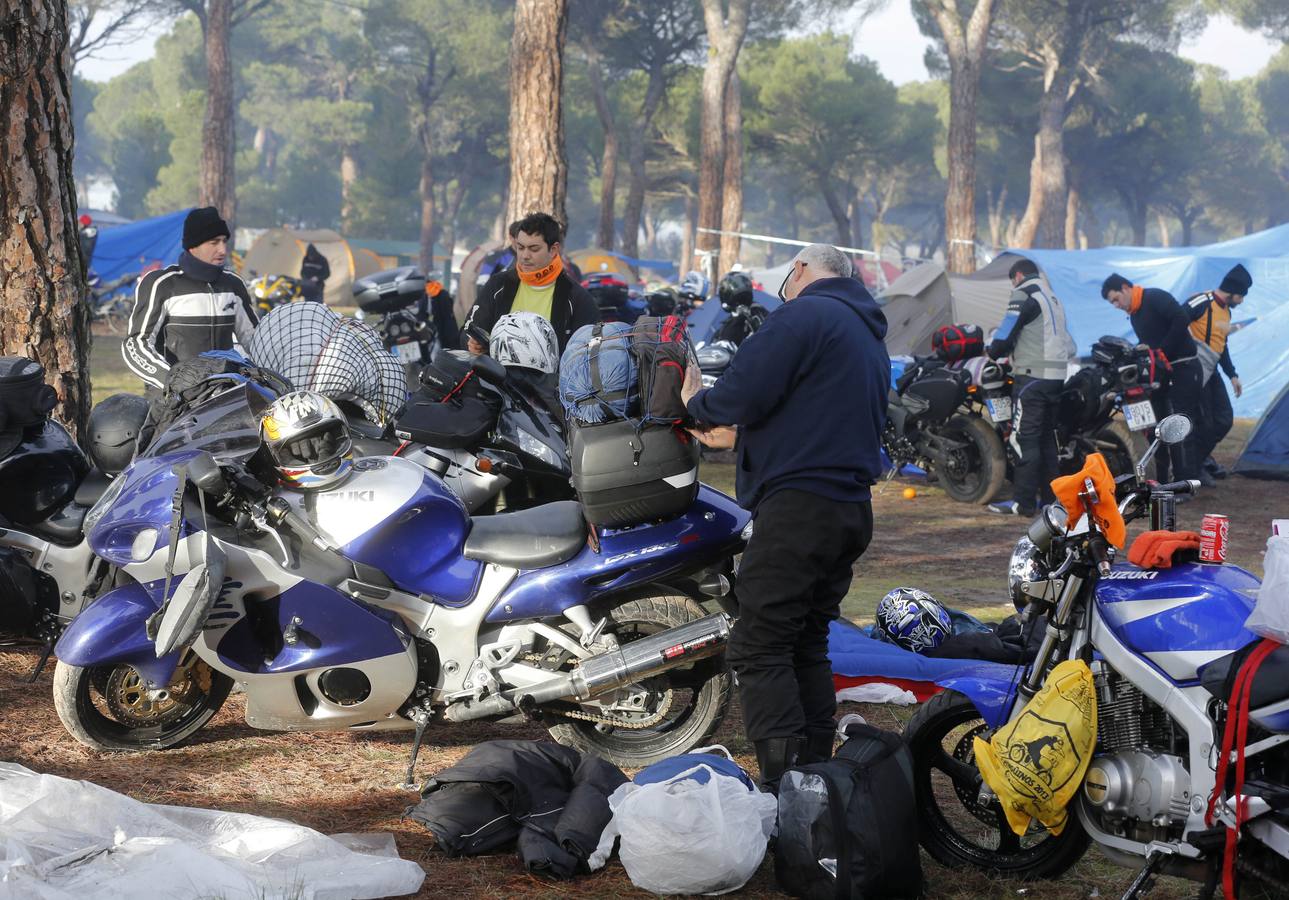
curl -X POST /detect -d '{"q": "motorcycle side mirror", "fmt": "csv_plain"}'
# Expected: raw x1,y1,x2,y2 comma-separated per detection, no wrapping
187,451,227,496
470,354,508,386
1157,414,1191,444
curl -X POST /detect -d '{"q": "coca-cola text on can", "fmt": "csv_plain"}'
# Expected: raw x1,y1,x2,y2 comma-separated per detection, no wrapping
1199,513,1229,563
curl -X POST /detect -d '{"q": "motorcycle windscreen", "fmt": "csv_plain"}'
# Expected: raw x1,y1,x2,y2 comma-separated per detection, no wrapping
143,382,272,464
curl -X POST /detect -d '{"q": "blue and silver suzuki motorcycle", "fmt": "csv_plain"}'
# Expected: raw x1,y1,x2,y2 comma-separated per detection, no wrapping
51,386,746,770
901,415,1289,895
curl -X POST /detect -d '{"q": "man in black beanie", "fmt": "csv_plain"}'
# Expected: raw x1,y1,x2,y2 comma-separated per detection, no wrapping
122,206,259,391
1185,263,1251,482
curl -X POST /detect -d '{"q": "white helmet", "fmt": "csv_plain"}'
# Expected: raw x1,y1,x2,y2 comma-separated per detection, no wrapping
489,312,560,374
260,390,354,491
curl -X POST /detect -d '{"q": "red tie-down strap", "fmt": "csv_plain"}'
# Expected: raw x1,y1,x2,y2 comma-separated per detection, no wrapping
1206,638,1280,899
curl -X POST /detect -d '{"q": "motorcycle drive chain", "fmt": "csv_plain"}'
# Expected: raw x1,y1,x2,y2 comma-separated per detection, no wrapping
547,688,674,729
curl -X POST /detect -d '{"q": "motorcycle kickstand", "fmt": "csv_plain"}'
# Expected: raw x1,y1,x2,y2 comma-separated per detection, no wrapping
1120,851,1164,900
398,708,432,792
26,642,55,683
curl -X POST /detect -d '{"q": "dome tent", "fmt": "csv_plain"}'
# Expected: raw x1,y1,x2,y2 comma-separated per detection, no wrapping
242,228,355,307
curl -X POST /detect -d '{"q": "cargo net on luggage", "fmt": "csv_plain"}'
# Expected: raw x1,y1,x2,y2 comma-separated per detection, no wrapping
560,315,694,426
247,302,408,428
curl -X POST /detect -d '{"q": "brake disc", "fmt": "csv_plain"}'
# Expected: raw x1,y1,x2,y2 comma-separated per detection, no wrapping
103,657,212,727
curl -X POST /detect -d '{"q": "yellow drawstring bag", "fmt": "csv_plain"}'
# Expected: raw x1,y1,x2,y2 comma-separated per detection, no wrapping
973,659,1097,836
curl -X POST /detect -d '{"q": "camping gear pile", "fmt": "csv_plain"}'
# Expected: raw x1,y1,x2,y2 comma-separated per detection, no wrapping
559,316,700,527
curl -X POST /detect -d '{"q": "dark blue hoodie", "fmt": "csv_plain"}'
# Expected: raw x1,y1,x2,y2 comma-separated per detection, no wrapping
687,276,889,510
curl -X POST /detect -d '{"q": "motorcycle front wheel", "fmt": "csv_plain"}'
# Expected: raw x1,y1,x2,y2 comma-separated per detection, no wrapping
903,690,1089,878
935,415,1007,504
546,592,731,768
53,654,233,752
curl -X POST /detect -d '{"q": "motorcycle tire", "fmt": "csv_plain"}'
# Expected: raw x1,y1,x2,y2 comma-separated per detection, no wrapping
936,414,1007,504
53,656,232,752
546,592,731,768
903,690,1089,879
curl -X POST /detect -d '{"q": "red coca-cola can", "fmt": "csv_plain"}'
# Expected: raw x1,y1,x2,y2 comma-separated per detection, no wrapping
1199,514,1229,563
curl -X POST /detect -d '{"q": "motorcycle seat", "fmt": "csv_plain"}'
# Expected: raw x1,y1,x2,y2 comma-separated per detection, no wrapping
463,501,586,569
1199,640,1289,711
73,469,111,508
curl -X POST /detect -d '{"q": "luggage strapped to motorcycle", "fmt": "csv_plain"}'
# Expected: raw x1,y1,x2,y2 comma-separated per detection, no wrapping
1205,637,1281,898
586,323,633,421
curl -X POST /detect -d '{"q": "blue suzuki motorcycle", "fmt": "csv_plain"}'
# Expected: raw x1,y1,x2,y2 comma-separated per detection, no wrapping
901,415,1289,894
52,385,747,770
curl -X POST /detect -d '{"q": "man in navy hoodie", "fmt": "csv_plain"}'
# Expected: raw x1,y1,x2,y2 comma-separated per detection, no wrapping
682,243,889,789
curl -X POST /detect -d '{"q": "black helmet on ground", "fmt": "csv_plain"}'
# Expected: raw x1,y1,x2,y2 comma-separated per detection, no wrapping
717,271,753,311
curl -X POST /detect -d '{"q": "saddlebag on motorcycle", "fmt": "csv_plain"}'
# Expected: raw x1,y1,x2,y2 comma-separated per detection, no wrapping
932,324,984,363
397,350,502,449
1059,366,1111,432
419,350,489,404
775,720,923,899
569,419,699,527
897,367,969,425
353,265,426,315
0,357,58,435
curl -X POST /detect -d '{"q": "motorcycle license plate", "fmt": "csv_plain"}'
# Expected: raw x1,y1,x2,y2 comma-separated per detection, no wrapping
986,396,1012,423
394,341,420,364
1124,400,1156,431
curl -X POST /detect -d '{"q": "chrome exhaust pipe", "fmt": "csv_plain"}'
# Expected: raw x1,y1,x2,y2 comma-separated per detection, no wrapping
444,612,731,723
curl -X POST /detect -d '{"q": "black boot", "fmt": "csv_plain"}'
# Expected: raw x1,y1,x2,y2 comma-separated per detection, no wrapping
753,736,805,793
799,727,836,765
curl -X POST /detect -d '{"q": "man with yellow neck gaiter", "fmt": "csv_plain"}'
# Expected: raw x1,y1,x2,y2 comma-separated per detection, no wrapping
464,212,599,357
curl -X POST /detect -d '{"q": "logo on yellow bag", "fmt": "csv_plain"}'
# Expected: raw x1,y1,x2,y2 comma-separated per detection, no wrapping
973,660,1097,837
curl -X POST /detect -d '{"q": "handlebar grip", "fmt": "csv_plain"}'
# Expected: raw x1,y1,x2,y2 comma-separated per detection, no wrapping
1089,535,1113,577
1155,479,1201,494
267,497,335,552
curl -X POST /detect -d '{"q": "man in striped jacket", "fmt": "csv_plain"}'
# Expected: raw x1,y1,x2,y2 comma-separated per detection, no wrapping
121,207,259,391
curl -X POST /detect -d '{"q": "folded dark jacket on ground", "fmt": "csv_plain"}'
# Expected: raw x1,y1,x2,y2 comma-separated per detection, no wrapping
405,739,628,879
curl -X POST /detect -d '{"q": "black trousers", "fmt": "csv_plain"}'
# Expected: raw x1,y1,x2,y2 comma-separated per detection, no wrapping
1197,373,1234,464
1151,358,1203,481
729,489,873,742
1011,376,1062,514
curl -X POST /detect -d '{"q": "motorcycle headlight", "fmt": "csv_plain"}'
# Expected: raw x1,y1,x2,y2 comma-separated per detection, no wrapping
83,474,128,539
1008,535,1046,613
515,427,564,469
100,524,161,566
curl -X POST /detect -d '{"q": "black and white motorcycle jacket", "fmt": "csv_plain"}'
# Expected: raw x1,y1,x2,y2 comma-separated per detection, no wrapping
121,253,259,389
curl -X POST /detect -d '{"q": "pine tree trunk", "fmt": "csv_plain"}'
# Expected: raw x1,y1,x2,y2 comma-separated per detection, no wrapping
621,63,667,266
931,0,993,274
1064,181,1080,250
719,69,742,269
506,0,568,228
199,0,235,228
418,139,435,272
0,0,92,436
818,177,851,247
587,54,617,250
696,0,750,270
1014,76,1072,249
1156,212,1170,248
679,192,696,277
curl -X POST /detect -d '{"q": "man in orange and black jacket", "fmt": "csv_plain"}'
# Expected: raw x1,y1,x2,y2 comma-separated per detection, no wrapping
1185,264,1251,484
1101,274,1202,483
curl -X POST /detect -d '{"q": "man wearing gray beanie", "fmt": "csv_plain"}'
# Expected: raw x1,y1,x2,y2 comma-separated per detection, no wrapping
1184,263,1251,482
122,206,258,391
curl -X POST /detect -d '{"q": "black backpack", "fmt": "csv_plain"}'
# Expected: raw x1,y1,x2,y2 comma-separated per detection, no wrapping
774,721,923,899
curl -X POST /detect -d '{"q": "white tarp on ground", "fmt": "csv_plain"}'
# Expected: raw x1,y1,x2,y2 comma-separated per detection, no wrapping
0,763,424,900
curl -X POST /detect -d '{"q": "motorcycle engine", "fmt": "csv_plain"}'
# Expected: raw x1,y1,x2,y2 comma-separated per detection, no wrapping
1083,665,1192,840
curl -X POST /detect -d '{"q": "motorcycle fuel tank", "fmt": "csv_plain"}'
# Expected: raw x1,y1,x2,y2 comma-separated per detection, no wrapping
288,455,482,605
1095,561,1262,684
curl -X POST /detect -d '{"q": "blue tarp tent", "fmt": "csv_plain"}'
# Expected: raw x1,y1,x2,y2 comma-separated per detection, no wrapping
1235,382,1289,480
993,222,1289,419
89,208,190,285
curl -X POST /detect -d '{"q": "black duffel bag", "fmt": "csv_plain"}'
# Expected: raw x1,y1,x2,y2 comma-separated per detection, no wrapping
775,720,923,899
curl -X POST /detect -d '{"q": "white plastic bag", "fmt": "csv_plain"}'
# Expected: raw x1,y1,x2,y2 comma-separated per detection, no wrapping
1246,535,1289,643
0,763,425,900
589,757,776,895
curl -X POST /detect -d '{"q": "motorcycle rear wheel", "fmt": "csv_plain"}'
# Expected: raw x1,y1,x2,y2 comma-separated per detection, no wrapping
936,415,1007,504
546,592,731,768
53,655,233,752
903,690,1089,878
